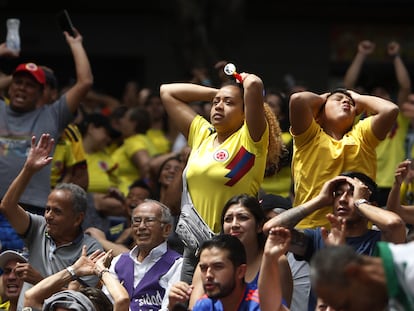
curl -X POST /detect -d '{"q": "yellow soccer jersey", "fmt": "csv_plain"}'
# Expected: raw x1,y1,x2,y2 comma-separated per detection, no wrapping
86,150,119,193
62,124,87,163
51,123,87,188
50,139,77,187
111,133,158,195
186,116,269,233
376,113,409,189
261,131,293,198
292,117,380,229
147,128,171,155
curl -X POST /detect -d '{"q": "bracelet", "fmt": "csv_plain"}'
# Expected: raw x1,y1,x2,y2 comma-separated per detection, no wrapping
98,268,110,279
66,266,77,281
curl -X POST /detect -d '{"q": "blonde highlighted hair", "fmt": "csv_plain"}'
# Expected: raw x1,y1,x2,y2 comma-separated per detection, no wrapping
263,102,285,177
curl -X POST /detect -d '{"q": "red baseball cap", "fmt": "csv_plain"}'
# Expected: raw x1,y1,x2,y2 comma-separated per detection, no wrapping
13,62,46,85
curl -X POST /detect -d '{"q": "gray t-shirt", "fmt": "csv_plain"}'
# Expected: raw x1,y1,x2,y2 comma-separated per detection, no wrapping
0,96,73,208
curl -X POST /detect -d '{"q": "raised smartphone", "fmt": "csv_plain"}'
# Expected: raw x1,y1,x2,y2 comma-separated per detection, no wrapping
56,9,76,37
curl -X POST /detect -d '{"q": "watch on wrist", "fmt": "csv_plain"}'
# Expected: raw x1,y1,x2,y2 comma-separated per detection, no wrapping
66,266,77,281
354,198,369,209
98,268,110,279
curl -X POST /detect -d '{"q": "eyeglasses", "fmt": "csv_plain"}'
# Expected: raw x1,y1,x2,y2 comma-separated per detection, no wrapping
131,216,163,227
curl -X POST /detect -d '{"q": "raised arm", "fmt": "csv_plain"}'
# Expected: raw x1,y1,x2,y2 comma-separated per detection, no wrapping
347,177,406,243
239,73,267,142
388,42,412,106
84,227,130,257
343,40,375,89
263,176,349,256
24,245,105,309
348,90,399,140
289,91,328,135
160,83,217,140
263,176,348,232
387,159,414,225
0,134,54,235
259,227,291,311
95,250,130,311
61,29,93,114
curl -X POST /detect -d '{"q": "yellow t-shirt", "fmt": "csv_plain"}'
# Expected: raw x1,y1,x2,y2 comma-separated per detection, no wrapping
260,132,293,198
50,139,77,187
50,123,87,188
86,150,119,193
0,299,10,310
292,117,380,229
147,128,171,155
376,113,409,189
186,115,269,233
111,133,158,195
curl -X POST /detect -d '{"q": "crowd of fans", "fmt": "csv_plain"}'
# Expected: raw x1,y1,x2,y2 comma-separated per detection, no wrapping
0,25,413,311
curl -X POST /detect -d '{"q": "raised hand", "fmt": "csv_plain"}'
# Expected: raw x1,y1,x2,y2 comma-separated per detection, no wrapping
24,134,55,173
264,226,291,258
387,41,400,57
14,262,43,285
71,245,106,277
358,40,375,55
394,160,412,186
168,281,194,310
321,213,346,246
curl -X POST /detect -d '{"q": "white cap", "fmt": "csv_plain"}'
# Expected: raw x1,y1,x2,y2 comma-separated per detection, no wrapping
0,250,27,270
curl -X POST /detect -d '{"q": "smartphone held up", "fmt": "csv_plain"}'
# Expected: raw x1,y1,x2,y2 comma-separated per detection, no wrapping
56,9,76,37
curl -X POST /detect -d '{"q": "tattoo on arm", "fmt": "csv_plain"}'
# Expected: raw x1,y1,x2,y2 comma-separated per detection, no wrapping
276,205,310,229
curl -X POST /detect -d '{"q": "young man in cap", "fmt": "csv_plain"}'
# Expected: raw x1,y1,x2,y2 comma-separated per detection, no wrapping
0,250,28,311
0,27,93,216
0,27,93,260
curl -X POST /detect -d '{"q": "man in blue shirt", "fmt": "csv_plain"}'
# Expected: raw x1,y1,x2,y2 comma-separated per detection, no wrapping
167,230,290,311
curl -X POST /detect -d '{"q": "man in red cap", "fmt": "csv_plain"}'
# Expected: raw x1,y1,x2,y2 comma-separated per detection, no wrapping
0,27,93,260
0,28,93,216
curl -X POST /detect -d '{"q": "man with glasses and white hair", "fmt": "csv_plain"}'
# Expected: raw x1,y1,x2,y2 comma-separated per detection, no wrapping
103,199,183,311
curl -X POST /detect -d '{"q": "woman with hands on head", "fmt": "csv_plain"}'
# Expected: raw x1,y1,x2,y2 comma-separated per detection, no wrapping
160,69,283,282
289,87,399,230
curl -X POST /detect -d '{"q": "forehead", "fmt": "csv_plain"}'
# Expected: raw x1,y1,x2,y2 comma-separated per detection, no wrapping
162,159,180,168
216,85,242,98
335,181,352,191
200,247,230,264
328,93,352,102
48,189,73,206
225,204,251,215
133,202,161,216
128,187,150,198
3,259,21,270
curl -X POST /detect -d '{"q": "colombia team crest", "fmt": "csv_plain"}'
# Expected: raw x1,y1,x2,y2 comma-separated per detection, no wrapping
213,149,229,162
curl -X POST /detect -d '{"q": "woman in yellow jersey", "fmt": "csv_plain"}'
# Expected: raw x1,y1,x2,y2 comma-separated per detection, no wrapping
280,88,398,231
160,70,282,283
